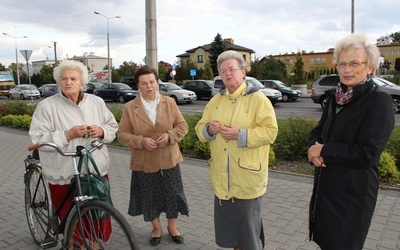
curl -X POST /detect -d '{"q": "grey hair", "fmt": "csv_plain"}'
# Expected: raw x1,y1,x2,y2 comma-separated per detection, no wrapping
333,33,380,76
53,60,89,85
217,50,247,72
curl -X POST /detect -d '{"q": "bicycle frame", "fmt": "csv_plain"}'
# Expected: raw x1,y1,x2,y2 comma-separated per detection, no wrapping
27,140,104,249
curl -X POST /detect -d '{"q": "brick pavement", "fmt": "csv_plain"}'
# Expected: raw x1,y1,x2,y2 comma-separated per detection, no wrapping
0,126,399,250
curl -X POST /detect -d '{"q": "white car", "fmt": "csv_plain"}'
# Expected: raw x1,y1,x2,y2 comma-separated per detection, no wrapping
158,82,197,104
9,84,40,100
213,76,282,105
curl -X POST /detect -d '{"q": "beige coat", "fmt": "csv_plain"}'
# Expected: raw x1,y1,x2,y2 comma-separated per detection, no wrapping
118,95,188,173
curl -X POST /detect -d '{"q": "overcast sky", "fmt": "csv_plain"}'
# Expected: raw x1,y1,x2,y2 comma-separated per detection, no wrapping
1,0,399,68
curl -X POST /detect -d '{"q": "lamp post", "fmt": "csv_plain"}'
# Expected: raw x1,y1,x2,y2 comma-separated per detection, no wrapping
48,41,58,65
94,11,121,84
3,33,28,85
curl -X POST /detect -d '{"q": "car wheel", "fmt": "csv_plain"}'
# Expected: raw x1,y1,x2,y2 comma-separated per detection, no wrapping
282,94,289,102
171,95,179,104
118,95,125,103
20,94,25,100
320,96,327,109
392,97,400,113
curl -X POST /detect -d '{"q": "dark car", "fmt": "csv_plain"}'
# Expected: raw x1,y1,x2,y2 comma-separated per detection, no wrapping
120,76,138,90
83,82,103,94
41,84,60,98
94,83,138,103
260,80,302,102
182,80,213,99
311,74,400,113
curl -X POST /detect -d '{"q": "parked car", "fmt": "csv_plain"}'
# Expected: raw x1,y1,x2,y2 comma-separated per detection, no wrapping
158,82,197,104
41,84,60,98
213,76,282,105
311,74,400,113
120,76,138,90
94,83,138,103
83,82,103,94
8,84,40,100
260,80,302,102
182,80,213,99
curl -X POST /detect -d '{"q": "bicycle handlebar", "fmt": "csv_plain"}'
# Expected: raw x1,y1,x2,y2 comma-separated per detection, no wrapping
28,139,104,156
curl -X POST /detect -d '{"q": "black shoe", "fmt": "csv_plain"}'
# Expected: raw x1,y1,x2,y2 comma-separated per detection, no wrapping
170,234,184,244
149,236,161,246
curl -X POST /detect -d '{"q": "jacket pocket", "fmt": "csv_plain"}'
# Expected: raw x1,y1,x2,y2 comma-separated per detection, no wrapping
238,158,262,172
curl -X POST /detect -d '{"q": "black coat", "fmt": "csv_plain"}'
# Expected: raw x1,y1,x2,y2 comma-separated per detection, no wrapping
308,80,394,250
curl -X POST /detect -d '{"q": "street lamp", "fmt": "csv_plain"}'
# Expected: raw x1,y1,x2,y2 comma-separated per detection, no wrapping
94,11,121,84
3,33,28,85
48,41,58,65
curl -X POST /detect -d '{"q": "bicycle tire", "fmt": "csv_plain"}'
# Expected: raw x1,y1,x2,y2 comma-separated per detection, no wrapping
25,165,57,247
64,200,139,249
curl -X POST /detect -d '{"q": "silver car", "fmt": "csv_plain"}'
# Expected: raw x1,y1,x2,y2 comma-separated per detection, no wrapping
9,84,40,100
158,82,197,104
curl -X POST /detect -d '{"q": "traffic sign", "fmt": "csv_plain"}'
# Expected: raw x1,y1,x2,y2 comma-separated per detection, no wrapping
20,50,33,61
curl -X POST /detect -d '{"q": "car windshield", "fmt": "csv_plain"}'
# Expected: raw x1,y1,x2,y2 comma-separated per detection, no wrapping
246,78,266,89
164,83,181,90
274,80,287,88
116,83,132,90
20,85,37,90
374,77,396,86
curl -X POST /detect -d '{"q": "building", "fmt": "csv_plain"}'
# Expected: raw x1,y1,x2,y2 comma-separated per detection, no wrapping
70,52,109,72
270,42,400,76
176,38,255,72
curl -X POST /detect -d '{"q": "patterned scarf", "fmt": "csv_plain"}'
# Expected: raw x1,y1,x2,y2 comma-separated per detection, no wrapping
335,76,369,105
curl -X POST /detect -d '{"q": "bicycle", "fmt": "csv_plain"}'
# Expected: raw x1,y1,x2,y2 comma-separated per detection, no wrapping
24,139,140,249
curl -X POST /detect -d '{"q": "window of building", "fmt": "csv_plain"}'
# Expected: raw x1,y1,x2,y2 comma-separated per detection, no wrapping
310,58,315,65
316,58,321,65
197,55,204,63
321,58,326,65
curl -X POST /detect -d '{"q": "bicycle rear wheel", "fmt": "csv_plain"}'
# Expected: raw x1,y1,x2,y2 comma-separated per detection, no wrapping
64,200,139,249
25,165,57,247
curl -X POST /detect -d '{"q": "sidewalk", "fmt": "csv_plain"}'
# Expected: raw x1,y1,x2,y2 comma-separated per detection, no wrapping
0,126,399,249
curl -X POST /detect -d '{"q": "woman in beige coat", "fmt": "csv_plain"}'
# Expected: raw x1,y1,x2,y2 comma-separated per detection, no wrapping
118,66,189,246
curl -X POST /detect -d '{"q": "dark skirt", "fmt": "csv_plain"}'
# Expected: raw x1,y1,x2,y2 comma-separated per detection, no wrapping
214,196,264,249
128,164,189,222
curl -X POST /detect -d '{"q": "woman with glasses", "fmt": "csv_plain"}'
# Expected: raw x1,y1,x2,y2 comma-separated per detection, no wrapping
307,33,394,250
195,50,278,250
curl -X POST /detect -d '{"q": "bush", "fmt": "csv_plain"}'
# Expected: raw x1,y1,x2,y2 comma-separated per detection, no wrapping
109,104,123,123
6,101,36,116
0,114,32,129
274,117,318,160
0,103,9,118
378,151,400,185
385,126,400,171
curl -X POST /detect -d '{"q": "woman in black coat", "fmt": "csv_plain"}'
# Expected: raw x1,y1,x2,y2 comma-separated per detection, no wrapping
307,33,395,250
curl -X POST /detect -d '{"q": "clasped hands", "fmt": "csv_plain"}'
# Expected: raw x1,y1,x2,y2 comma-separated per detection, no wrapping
207,120,239,141
142,133,169,151
66,125,104,140
308,142,326,167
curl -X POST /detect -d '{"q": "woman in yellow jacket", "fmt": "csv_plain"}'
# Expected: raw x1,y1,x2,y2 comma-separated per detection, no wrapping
195,50,278,250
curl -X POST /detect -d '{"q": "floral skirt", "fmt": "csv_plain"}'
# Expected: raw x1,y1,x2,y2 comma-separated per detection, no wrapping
128,164,189,222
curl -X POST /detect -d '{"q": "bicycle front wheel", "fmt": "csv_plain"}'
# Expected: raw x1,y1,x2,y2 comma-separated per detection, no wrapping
64,200,139,249
25,165,56,247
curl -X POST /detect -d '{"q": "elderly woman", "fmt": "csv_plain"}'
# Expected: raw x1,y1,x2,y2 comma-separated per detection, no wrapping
307,33,395,250
29,60,118,232
117,65,189,246
195,50,278,250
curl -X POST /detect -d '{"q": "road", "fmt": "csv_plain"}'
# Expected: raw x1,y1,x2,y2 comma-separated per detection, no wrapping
1,95,400,124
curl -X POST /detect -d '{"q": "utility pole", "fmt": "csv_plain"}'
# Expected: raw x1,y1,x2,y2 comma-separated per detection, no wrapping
145,0,158,72
53,41,57,64
351,0,354,33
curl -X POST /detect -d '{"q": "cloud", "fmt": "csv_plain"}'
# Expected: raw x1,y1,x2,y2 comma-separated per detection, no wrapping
1,0,399,68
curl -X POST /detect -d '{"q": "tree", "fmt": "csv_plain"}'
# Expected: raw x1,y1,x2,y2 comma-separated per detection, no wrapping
0,63,7,71
395,58,400,73
248,56,285,80
175,59,198,82
390,32,400,43
208,33,225,76
290,52,307,85
117,61,139,79
158,63,168,81
200,60,214,80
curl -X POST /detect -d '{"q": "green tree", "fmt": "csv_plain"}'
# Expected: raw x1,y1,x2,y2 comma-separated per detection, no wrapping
208,33,225,76
0,63,7,71
390,32,400,43
290,52,307,85
200,60,214,80
175,59,198,82
395,58,400,73
117,61,139,79
248,56,285,80
158,63,168,81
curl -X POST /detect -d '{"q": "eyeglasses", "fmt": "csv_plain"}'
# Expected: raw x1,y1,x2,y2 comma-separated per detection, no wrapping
336,61,367,70
220,68,241,75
